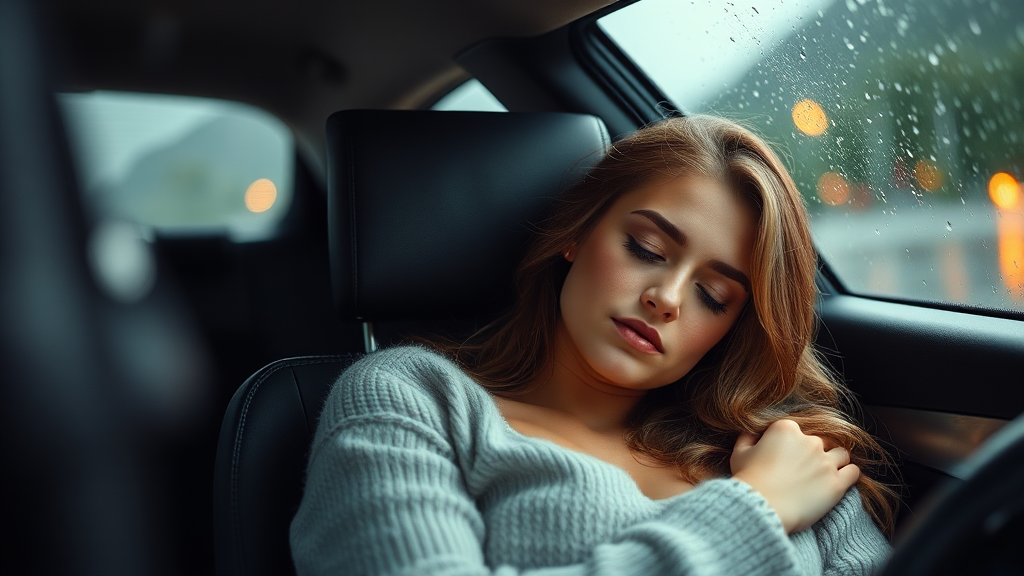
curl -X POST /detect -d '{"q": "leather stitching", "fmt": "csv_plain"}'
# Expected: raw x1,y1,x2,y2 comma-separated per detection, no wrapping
229,355,351,573
595,116,608,152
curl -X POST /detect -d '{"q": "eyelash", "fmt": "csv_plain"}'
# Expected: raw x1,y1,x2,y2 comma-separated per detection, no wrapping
624,234,663,263
697,286,728,316
624,235,728,316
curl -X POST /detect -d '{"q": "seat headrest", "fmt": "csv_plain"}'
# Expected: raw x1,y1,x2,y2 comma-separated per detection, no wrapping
327,110,610,322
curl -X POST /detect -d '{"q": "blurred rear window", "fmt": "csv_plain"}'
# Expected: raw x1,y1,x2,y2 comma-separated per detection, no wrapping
431,79,507,112
59,91,293,241
600,0,1024,313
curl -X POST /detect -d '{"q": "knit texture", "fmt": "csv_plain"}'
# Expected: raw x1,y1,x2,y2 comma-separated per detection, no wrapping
291,346,891,576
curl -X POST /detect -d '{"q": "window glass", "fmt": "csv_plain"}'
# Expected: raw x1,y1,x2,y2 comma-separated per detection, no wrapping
431,79,507,112
58,91,293,241
600,0,1024,312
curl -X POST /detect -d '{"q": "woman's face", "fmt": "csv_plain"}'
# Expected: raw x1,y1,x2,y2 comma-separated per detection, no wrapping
558,174,757,391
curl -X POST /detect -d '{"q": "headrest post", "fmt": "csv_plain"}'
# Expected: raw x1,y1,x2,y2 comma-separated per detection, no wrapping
362,322,378,354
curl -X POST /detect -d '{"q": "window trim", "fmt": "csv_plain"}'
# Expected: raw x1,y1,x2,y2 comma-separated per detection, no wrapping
569,1,673,127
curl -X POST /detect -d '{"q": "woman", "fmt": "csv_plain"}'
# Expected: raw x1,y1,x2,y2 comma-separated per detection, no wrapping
291,115,897,575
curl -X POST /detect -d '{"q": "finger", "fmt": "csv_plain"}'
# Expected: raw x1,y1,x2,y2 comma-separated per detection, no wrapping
820,437,840,452
827,446,851,468
836,463,861,488
809,434,825,451
765,418,801,437
734,432,759,451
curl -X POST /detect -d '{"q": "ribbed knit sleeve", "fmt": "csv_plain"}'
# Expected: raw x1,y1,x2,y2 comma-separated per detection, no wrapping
290,347,890,576
582,478,803,575
291,348,488,576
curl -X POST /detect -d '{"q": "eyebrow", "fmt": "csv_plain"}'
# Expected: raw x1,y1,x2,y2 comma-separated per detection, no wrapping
630,209,751,293
631,209,686,245
709,260,751,293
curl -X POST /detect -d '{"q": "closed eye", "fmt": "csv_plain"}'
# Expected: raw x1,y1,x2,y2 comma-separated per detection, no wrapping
624,235,664,263
697,285,728,315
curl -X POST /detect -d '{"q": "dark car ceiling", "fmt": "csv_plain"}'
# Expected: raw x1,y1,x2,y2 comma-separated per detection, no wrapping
44,0,615,177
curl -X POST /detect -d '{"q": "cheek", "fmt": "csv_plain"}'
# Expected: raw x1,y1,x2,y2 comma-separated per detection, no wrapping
696,324,730,358
669,314,736,369
564,238,635,311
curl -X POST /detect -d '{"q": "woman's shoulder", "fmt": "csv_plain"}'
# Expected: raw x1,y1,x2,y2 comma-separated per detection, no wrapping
342,344,457,377
339,344,468,392
319,345,478,426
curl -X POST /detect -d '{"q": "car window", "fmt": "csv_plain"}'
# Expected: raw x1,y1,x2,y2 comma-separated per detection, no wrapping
599,0,1024,313
58,91,293,241
430,79,507,111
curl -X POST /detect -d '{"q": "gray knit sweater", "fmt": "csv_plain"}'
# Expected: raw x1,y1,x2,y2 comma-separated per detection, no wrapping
291,346,891,576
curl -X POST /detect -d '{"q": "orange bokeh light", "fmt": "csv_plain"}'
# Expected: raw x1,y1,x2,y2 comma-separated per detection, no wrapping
245,178,277,213
914,161,943,192
792,99,828,136
817,172,849,206
997,213,1024,300
989,172,1022,208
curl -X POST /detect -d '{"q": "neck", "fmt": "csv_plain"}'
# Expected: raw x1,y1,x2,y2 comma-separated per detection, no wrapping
512,321,647,433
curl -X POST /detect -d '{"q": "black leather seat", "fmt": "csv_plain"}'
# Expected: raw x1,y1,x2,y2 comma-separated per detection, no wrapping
213,109,609,576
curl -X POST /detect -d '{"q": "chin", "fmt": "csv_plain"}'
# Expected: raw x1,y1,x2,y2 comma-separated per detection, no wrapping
585,347,676,391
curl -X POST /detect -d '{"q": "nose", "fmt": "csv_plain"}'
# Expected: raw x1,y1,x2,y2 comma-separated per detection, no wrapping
642,273,685,322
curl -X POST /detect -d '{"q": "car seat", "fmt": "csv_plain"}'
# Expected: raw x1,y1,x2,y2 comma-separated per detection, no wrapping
213,109,610,576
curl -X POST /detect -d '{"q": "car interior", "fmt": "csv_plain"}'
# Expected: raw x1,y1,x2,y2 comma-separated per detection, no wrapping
1,0,1023,575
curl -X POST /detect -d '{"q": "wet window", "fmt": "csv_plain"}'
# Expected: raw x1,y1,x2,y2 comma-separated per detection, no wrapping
59,91,293,241
600,0,1024,313
430,79,507,112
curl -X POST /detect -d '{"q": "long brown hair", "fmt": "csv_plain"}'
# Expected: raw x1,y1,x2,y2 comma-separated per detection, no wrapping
427,115,897,535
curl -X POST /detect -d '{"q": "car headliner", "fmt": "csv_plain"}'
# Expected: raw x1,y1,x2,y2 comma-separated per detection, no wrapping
46,0,615,176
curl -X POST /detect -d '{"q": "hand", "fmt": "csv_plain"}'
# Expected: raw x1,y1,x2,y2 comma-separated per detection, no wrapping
730,419,860,534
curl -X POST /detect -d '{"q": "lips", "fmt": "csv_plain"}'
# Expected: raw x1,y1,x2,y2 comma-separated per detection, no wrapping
612,318,664,354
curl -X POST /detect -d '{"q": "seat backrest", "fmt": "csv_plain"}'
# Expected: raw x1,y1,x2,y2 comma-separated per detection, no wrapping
214,356,358,576
213,110,609,576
